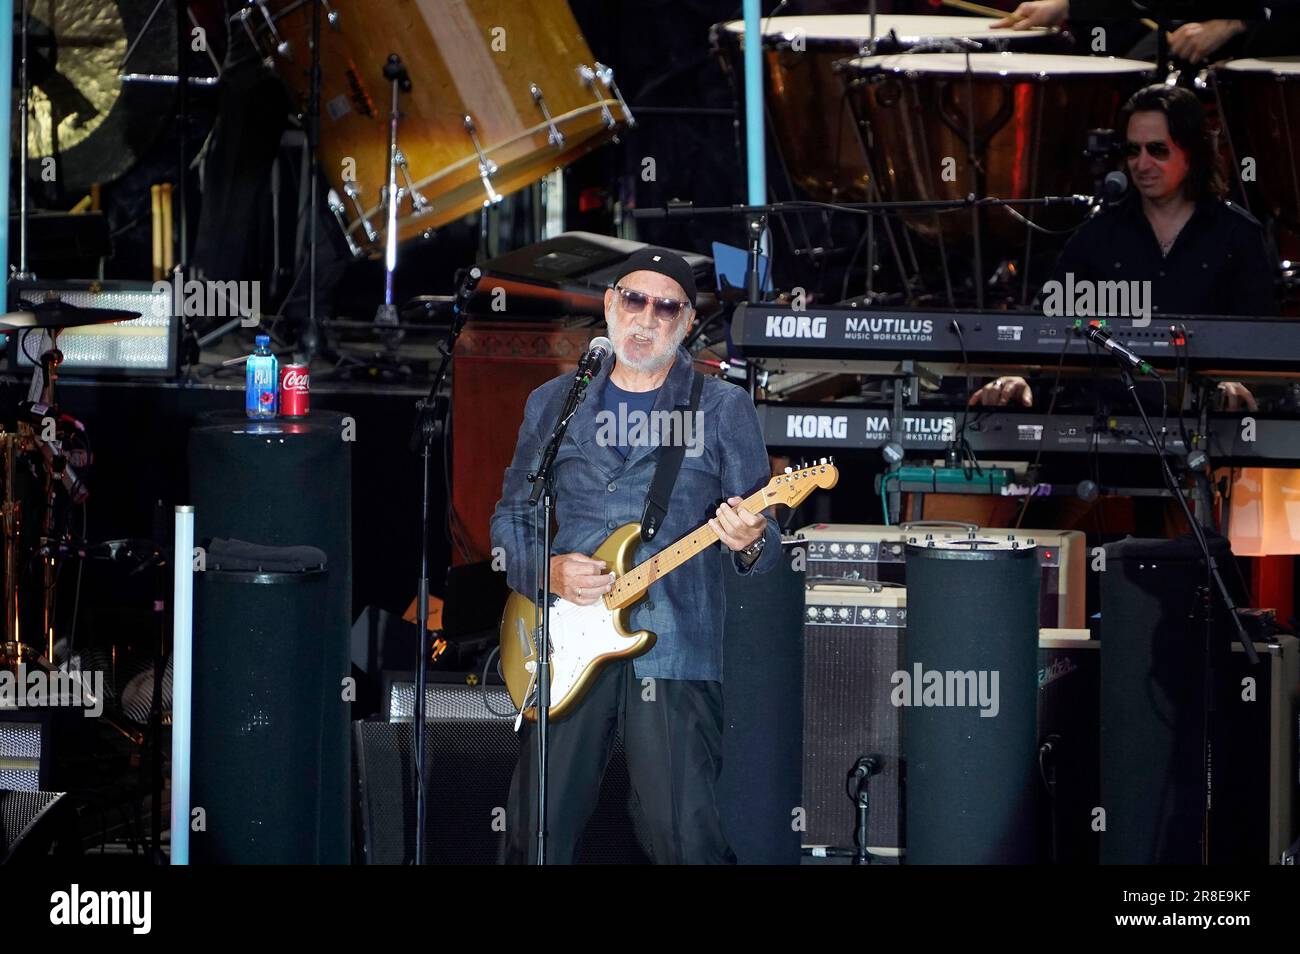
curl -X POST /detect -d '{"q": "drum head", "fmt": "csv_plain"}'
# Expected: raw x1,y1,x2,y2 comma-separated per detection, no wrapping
720,14,1054,46
846,52,1155,77
1219,56,1300,76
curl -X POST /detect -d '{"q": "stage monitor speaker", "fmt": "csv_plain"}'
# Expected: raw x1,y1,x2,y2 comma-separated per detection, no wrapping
0,789,71,864
797,524,1084,629
352,682,649,864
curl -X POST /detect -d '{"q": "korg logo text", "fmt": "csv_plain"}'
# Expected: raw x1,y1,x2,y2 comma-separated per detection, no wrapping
787,414,847,440
765,314,827,339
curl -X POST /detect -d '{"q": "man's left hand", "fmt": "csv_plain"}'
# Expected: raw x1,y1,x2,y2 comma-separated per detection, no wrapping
1168,20,1246,64
709,496,766,551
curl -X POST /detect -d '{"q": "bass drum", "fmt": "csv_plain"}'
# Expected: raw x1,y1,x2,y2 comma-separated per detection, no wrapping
841,53,1154,248
711,15,1066,202
239,0,628,256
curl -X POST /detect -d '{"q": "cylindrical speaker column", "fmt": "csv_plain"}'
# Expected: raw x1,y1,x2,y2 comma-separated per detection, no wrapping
187,410,352,864
904,538,1040,864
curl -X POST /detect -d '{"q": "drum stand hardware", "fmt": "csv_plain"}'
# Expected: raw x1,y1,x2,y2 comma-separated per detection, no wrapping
327,189,363,258
394,150,432,218
376,53,414,348
531,85,567,149
343,182,378,244
463,115,505,208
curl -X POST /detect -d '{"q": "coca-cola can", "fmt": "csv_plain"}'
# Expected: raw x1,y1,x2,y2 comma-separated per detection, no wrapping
280,364,310,417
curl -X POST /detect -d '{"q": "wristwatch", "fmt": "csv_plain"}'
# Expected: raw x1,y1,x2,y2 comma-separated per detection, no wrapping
738,535,766,565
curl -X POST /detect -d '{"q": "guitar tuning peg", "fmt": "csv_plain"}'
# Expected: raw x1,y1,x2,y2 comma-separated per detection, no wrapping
783,466,792,474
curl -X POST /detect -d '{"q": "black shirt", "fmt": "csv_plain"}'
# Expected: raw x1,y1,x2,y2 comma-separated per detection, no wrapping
1045,194,1278,317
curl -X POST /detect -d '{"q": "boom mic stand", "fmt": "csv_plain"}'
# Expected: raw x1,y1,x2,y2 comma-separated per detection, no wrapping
524,345,605,864
407,265,480,864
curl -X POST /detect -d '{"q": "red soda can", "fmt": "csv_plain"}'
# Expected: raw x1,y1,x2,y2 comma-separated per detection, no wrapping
280,363,310,417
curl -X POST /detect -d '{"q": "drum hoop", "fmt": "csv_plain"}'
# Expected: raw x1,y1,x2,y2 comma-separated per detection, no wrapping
845,54,1154,78
348,100,621,233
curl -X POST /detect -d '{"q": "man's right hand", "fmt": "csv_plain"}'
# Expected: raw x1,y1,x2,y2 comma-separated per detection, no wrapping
993,0,1069,29
970,376,1034,407
550,553,616,605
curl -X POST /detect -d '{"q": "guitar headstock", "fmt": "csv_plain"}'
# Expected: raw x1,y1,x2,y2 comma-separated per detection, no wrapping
761,458,840,509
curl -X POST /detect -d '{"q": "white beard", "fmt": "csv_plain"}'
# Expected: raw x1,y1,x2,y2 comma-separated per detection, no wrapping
606,307,688,374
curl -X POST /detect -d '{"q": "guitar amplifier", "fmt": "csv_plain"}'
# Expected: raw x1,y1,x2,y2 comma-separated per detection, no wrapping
796,524,1085,629
802,586,1100,861
802,584,907,855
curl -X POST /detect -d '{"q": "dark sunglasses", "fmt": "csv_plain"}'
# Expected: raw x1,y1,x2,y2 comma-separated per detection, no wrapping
614,285,690,322
1123,140,1173,160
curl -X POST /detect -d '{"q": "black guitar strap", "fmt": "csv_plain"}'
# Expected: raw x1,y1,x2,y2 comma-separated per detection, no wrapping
640,370,705,543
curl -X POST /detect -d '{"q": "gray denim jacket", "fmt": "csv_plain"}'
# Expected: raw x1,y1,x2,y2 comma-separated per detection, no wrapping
490,347,781,682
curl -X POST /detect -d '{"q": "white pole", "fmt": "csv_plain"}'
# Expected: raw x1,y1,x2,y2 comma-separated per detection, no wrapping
170,506,194,864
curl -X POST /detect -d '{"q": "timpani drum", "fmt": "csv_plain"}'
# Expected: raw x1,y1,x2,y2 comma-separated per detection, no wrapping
840,53,1155,247
235,0,628,256
711,15,1065,201
1215,58,1300,254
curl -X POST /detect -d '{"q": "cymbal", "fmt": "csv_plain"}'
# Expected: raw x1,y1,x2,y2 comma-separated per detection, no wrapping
0,301,140,331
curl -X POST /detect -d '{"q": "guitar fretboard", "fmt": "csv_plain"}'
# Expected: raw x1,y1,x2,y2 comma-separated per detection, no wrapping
604,488,768,610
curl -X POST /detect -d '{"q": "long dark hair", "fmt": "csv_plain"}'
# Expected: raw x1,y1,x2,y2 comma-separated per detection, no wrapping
1118,84,1227,200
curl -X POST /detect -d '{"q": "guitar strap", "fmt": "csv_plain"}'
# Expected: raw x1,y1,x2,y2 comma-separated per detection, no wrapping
640,370,705,543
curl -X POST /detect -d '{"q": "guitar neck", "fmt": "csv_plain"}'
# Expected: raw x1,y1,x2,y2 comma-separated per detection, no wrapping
605,489,768,610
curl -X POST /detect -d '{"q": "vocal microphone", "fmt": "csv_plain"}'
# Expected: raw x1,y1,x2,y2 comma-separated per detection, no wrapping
1080,321,1157,377
577,335,613,383
1100,170,1128,204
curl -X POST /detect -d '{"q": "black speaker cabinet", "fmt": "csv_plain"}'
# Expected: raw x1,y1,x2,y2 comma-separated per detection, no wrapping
352,683,648,864
0,790,72,863
188,410,352,864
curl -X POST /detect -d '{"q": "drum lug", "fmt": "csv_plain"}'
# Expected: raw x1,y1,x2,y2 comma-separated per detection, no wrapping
463,115,505,207
394,149,432,216
342,181,378,243
530,84,567,149
593,62,636,129
578,64,618,130
321,0,341,29
251,0,291,58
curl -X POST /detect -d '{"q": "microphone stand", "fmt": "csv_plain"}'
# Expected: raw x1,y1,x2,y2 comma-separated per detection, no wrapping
407,265,480,864
524,350,602,865
1111,354,1258,865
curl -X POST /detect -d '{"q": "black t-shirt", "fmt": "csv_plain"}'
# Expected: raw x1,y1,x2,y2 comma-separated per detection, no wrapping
1045,194,1278,318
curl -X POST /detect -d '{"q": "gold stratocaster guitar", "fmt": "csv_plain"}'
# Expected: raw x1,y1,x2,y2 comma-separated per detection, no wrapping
498,459,839,721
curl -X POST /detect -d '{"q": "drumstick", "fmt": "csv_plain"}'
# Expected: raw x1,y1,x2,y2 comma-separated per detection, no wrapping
938,0,1159,32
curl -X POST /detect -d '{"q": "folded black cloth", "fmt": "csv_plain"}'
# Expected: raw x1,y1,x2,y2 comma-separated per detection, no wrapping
206,538,327,573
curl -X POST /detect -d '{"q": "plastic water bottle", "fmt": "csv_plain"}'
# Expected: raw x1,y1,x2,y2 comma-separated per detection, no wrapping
245,334,278,418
